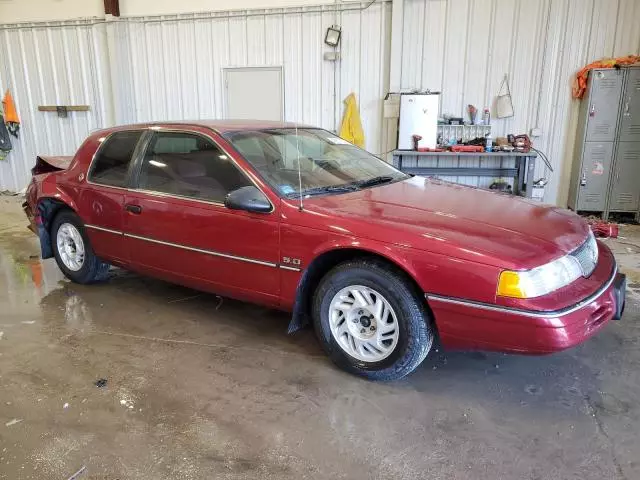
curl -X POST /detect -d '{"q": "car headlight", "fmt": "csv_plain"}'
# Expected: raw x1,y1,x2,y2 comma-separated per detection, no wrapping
497,232,598,298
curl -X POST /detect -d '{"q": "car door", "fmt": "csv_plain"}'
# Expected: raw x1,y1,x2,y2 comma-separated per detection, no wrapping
77,130,145,266
123,127,281,306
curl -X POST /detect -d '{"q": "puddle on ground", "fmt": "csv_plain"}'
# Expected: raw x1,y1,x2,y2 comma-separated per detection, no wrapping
0,234,67,320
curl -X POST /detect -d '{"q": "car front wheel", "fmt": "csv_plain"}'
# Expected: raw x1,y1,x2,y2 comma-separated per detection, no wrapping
51,210,110,284
312,259,434,380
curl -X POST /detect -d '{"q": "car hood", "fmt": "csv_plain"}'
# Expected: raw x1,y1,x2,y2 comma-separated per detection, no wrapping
297,176,590,269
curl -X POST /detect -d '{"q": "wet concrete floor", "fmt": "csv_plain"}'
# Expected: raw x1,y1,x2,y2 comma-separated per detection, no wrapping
1,194,640,479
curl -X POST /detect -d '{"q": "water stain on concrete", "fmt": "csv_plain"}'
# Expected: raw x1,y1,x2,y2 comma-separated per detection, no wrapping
1,195,640,479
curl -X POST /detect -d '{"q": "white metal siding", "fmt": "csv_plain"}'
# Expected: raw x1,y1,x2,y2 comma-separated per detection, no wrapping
400,0,640,204
112,3,390,150
0,21,108,192
2,0,639,203
0,2,390,192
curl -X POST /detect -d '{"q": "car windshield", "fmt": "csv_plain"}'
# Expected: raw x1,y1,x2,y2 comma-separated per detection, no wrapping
224,128,408,197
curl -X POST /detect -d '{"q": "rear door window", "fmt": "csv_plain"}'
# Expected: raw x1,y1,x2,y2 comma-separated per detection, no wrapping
89,131,144,187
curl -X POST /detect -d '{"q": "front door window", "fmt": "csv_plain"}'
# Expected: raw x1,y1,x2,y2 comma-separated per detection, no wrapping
137,132,250,203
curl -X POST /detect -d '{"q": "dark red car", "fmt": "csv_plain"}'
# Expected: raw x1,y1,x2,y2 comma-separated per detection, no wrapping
24,121,626,380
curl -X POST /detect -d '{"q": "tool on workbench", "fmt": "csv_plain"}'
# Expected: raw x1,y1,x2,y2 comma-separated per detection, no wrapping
451,145,484,153
482,108,491,125
507,133,554,172
485,133,493,152
495,145,515,152
512,134,532,153
412,134,422,150
468,104,478,124
413,134,444,152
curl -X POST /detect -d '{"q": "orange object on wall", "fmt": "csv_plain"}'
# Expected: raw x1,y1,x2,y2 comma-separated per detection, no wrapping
2,90,20,138
573,55,640,99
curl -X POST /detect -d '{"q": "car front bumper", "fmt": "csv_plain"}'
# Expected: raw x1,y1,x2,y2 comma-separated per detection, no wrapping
427,267,625,355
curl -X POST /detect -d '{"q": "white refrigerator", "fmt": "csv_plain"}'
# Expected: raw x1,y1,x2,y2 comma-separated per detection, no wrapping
397,93,440,150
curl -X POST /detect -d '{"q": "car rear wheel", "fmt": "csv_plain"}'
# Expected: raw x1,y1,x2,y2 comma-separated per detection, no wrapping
51,210,110,284
312,259,434,381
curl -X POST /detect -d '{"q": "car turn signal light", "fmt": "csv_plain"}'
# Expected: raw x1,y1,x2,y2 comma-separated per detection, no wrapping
497,271,526,298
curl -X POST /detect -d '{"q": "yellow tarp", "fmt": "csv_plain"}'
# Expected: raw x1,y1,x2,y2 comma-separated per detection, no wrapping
339,93,365,148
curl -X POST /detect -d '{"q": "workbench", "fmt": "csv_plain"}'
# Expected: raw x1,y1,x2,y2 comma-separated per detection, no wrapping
391,150,538,198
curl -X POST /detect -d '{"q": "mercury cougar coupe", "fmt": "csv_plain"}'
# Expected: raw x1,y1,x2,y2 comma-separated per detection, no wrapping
23,120,626,380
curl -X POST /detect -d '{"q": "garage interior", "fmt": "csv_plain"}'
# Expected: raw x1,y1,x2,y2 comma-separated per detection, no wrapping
1,0,640,478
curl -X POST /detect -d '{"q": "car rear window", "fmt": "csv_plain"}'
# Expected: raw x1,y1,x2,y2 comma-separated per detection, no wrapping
89,131,144,187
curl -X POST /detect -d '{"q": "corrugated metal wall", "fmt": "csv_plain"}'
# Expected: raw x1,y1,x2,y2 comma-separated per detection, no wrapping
0,2,390,192
400,0,640,204
0,20,109,192
111,3,390,149
2,0,639,203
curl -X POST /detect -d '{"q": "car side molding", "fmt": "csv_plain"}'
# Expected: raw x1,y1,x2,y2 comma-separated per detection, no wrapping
85,224,302,272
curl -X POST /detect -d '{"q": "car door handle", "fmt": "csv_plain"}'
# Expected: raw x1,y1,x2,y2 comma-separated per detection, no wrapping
125,204,142,214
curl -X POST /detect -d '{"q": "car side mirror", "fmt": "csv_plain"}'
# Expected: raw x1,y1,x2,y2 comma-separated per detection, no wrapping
225,186,272,213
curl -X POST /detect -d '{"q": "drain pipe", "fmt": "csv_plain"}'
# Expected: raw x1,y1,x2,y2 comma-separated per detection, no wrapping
383,0,403,158
388,0,403,93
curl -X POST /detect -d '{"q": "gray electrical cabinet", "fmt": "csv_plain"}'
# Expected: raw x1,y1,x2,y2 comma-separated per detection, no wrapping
568,66,640,219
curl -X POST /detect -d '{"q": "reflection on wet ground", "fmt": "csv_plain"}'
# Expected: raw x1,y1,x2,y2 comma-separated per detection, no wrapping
1,197,640,479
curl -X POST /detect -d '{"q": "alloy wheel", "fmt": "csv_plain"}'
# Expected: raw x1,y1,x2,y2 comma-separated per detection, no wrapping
328,285,400,362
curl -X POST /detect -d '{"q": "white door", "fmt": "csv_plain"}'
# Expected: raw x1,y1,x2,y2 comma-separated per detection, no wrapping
224,67,284,121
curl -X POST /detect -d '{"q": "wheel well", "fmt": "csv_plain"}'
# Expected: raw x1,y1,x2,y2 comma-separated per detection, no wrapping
287,248,426,333
36,198,74,259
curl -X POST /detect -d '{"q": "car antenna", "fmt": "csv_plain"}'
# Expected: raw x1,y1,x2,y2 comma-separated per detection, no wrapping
295,123,304,211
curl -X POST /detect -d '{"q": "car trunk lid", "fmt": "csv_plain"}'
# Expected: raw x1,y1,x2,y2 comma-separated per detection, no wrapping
31,155,74,175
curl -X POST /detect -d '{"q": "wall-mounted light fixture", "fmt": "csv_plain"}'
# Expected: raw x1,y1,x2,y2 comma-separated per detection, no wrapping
324,25,342,47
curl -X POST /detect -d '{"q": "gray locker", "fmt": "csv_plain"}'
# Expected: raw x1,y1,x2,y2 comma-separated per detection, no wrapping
569,66,640,219
585,70,624,142
609,141,640,212
619,68,640,142
577,143,614,211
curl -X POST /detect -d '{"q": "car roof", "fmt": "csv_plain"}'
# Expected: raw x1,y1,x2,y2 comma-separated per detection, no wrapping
198,119,311,132
93,119,312,135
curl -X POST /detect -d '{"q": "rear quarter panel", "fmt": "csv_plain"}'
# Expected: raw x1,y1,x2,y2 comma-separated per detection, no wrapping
28,131,107,258
30,132,104,211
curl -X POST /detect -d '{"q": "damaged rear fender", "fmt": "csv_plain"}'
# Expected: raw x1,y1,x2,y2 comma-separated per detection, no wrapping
35,195,77,259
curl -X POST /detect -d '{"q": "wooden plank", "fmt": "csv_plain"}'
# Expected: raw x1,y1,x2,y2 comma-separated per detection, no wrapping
38,106,90,112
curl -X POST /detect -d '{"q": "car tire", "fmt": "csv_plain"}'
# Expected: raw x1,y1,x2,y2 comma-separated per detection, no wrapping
51,210,110,284
312,258,434,381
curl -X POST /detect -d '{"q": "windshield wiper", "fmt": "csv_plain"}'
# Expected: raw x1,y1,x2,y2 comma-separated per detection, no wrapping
285,176,398,198
354,175,396,188
293,184,359,197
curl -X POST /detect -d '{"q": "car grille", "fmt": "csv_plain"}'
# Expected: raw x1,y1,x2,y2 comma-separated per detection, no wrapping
571,234,598,277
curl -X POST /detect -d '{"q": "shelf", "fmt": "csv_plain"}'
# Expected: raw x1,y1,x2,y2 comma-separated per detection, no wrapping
392,150,537,157
399,167,518,177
